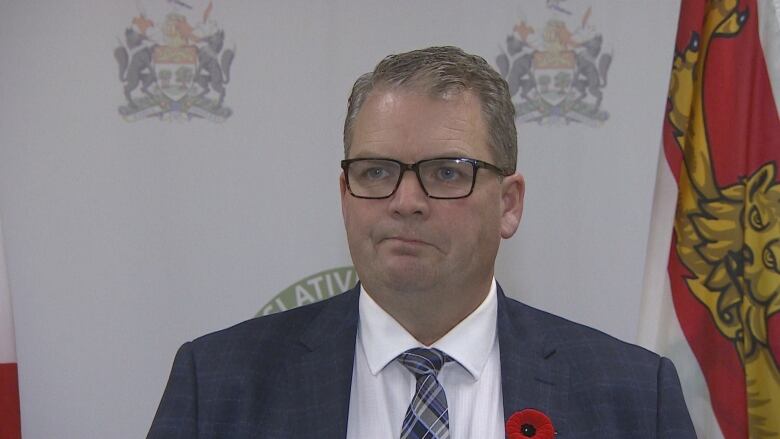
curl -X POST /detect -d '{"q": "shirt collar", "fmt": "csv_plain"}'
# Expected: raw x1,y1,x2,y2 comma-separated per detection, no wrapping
357,279,498,380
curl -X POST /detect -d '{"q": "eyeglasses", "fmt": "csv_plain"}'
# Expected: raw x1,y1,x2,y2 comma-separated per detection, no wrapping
341,157,512,199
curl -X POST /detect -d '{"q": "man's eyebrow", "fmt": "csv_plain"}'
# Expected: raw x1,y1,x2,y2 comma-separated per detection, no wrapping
349,146,476,159
347,154,392,160
346,154,480,162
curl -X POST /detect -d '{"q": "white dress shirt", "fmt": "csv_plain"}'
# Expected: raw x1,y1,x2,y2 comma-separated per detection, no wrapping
346,280,504,439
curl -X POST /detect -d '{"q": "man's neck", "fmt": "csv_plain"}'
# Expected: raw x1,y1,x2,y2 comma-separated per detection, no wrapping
363,278,493,346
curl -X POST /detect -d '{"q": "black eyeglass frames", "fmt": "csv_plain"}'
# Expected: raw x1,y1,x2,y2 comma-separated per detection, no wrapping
341,157,512,199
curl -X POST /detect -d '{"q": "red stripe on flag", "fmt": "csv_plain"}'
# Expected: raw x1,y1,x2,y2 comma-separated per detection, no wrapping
0,363,21,439
703,8,780,182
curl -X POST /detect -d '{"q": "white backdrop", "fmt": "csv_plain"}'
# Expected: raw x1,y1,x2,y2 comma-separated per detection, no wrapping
0,1,680,437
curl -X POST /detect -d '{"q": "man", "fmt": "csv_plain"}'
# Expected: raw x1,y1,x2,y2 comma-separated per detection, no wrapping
148,46,696,438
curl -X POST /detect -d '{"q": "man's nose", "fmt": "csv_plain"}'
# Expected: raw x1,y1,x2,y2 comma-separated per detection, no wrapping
388,170,430,217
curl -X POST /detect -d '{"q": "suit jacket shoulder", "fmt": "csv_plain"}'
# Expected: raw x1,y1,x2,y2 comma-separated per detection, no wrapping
148,288,360,439
502,293,660,366
190,288,354,358
497,291,696,438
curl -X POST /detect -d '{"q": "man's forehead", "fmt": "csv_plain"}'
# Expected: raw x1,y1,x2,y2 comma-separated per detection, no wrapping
349,89,491,161
354,88,484,131
366,84,479,108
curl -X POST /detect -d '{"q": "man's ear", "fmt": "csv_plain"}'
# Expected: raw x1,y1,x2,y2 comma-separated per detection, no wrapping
499,173,525,239
340,172,349,219
340,172,348,196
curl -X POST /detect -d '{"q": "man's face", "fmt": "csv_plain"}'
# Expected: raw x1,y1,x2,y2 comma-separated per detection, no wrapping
340,88,524,296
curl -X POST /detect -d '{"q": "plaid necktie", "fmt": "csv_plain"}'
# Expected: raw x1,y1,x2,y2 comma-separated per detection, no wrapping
397,348,451,439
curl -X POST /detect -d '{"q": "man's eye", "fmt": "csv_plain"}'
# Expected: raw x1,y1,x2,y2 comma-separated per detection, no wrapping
365,167,390,179
435,167,460,181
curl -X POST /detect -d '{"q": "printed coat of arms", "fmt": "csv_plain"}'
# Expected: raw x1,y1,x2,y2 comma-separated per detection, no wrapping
113,0,235,122
497,2,612,125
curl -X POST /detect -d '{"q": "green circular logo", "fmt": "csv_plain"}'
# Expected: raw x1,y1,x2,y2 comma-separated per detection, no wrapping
256,266,358,317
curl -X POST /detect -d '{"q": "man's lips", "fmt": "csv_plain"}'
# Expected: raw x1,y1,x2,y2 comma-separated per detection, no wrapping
387,237,427,245
382,236,435,248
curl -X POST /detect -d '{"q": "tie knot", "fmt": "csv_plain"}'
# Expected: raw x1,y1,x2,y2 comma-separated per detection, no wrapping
397,348,449,377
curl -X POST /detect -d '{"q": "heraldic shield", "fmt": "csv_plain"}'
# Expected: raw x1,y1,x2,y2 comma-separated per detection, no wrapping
532,50,575,106
153,45,197,102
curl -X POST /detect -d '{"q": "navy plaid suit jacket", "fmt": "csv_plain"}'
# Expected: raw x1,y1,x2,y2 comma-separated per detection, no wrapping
147,284,696,438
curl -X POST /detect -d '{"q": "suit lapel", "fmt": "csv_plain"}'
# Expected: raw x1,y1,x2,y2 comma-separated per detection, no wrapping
497,286,570,436
280,286,359,438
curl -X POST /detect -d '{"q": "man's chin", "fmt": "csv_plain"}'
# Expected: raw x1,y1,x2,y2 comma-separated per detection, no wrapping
372,261,439,292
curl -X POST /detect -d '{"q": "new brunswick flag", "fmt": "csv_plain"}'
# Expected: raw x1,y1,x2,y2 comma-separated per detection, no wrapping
0,222,21,439
639,0,780,438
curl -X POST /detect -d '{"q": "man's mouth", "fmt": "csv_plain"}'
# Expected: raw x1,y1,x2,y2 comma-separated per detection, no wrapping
390,237,425,244
382,236,438,253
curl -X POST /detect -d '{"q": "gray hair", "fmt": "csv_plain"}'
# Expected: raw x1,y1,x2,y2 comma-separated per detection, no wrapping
343,46,517,172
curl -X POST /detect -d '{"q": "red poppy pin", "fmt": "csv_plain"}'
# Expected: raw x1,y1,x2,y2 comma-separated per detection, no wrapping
506,409,555,439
